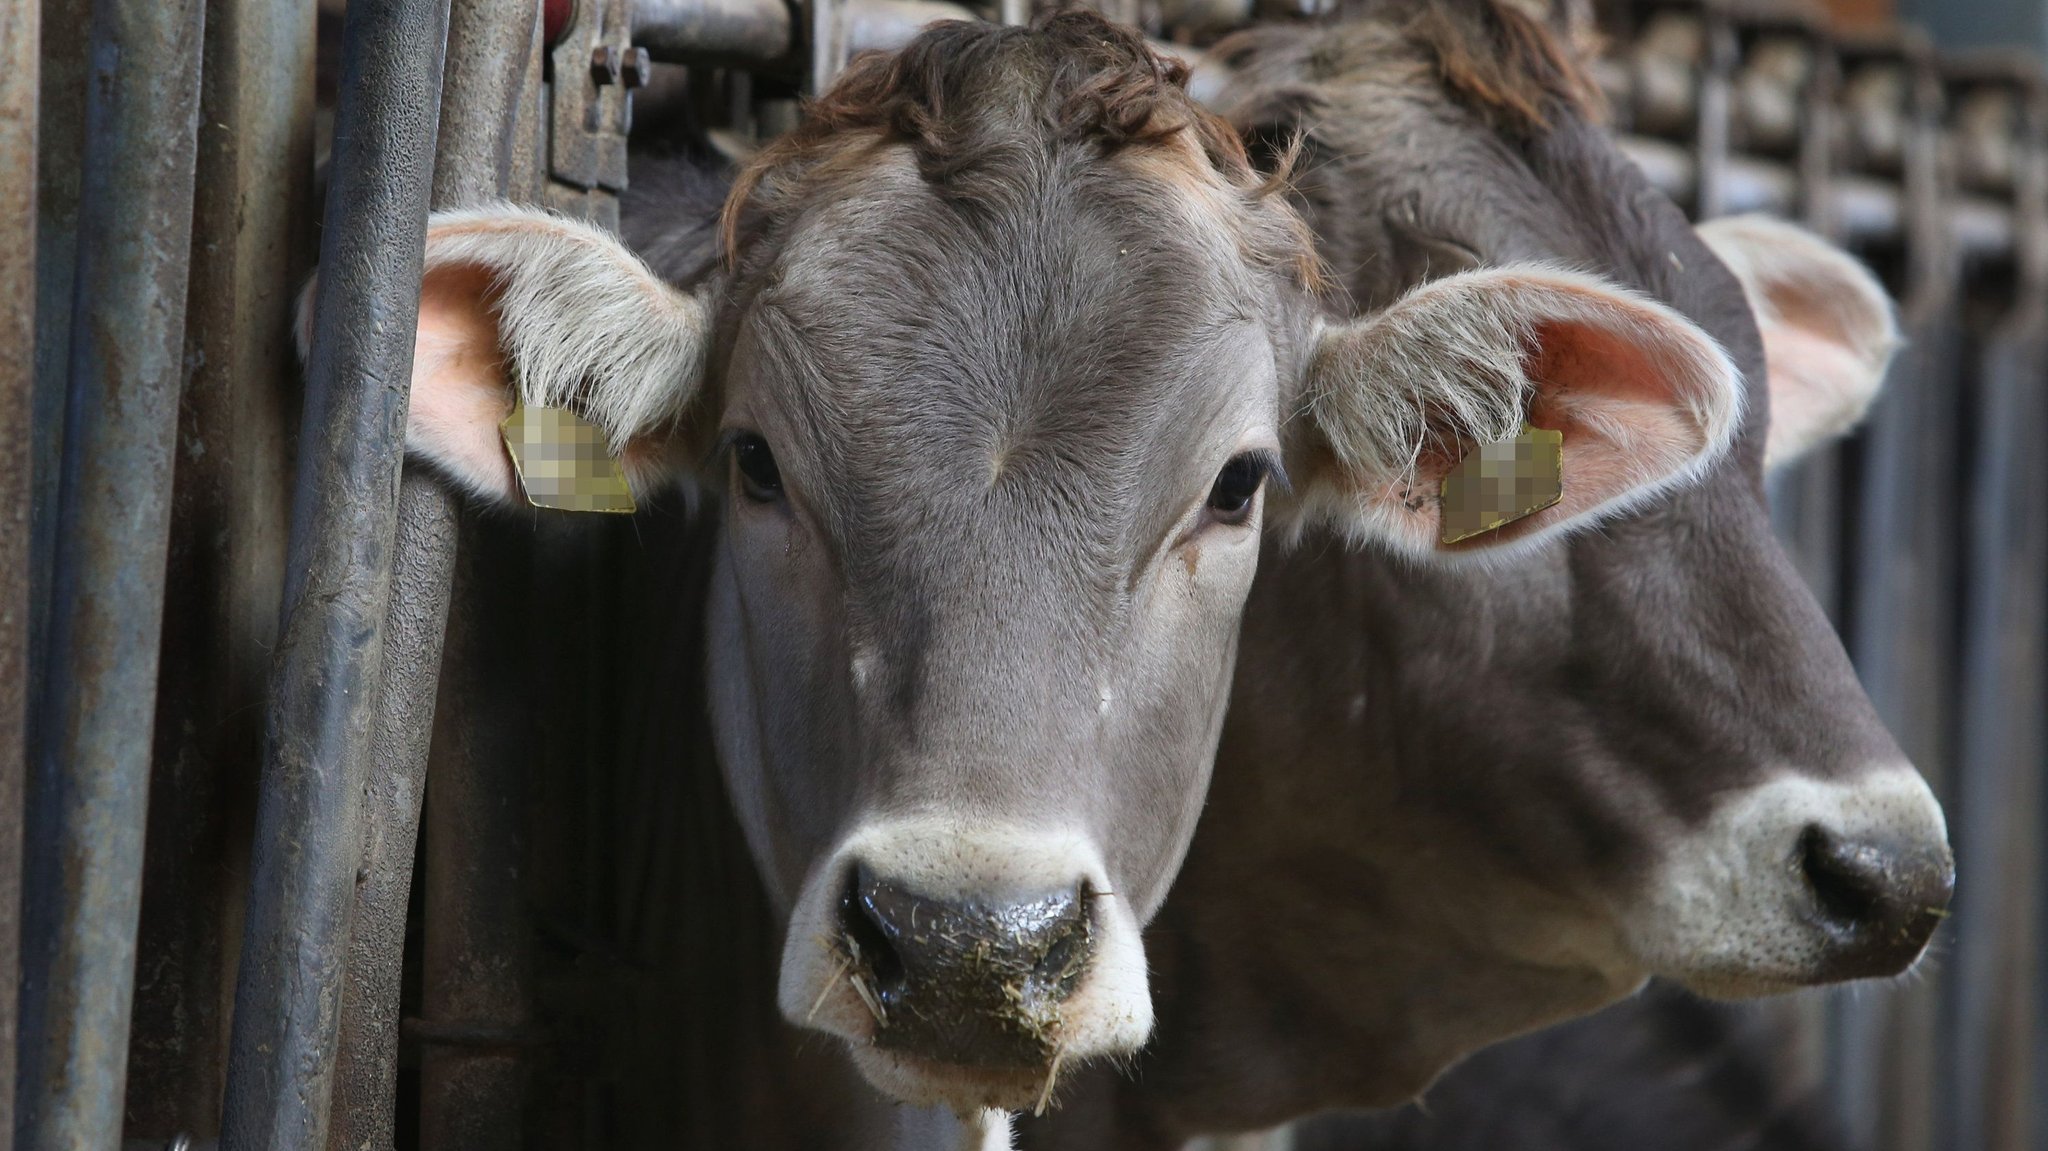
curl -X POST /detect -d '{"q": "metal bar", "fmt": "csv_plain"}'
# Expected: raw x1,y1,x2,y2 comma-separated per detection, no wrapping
418,531,540,1151
635,0,793,63
1941,60,2048,1151
217,0,452,1146
124,0,314,1134
1832,30,1960,1151
328,0,540,1144
13,0,206,1144
26,0,87,777
329,471,457,1151
0,0,35,1143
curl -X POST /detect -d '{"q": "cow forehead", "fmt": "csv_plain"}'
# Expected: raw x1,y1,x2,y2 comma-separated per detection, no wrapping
728,146,1283,551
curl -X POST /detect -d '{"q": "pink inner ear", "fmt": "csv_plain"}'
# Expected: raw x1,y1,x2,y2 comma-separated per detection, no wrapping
1760,325,1869,465
1441,316,1712,552
410,264,518,499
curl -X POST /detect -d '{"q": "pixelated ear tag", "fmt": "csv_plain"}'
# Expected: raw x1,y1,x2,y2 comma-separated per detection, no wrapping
1439,423,1562,545
499,398,638,515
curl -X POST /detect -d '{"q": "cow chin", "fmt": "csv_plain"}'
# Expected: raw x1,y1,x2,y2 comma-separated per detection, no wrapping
776,820,1156,1111
1623,766,1953,997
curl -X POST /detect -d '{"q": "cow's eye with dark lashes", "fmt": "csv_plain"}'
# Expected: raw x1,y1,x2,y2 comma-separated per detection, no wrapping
1205,452,1274,526
731,433,784,502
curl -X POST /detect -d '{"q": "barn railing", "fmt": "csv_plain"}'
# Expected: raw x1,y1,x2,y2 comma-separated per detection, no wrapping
9,0,2043,1148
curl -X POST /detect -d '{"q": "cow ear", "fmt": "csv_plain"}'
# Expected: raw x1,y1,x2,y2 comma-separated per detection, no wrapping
1284,266,1743,555
295,204,713,505
1696,214,1900,471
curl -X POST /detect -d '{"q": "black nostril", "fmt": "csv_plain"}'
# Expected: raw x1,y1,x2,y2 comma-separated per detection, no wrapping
1798,823,1955,982
831,863,1096,1066
1801,825,1886,925
840,866,907,999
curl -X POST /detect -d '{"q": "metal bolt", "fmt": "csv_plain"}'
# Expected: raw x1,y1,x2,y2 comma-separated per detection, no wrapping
620,45,651,90
589,43,620,87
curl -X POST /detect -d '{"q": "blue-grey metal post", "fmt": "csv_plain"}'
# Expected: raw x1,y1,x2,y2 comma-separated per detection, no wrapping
14,0,206,1145
218,0,452,1146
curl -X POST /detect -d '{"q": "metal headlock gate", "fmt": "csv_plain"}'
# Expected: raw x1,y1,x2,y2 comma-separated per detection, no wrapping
2,0,2042,1149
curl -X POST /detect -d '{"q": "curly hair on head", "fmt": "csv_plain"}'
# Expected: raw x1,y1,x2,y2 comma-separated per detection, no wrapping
719,7,1319,290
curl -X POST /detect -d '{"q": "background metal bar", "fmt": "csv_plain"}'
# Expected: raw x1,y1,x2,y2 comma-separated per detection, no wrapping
635,0,793,62
1833,31,1961,1151
329,470,457,1151
125,0,315,1135
218,0,452,1146
409,2,550,1146
13,0,206,1145
329,1,543,1145
0,0,36,1143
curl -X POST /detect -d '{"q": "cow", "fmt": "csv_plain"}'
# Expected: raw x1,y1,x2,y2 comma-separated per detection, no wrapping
1007,3,1951,1146
365,9,1752,1124
1292,984,1848,1151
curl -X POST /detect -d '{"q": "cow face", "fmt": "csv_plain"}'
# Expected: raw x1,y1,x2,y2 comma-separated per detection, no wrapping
362,11,1746,1114
1151,7,1952,1115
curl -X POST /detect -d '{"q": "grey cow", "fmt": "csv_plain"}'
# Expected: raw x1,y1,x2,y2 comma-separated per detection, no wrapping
1016,4,1950,1147
363,10,1749,1134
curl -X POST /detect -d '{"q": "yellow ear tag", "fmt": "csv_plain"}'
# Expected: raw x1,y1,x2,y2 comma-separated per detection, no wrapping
499,398,638,514
1439,423,1562,545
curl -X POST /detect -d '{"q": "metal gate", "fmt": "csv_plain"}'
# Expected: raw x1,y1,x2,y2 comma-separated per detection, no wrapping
5,0,2044,1147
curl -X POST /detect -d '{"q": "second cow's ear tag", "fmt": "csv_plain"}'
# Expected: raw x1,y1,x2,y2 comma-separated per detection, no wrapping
500,397,638,514
1439,423,1562,545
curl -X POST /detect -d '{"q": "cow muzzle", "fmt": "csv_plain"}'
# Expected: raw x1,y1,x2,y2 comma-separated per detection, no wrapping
1628,765,1953,997
778,822,1153,1110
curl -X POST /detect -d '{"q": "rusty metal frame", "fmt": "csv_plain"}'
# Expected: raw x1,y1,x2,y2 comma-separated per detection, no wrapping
218,0,452,1146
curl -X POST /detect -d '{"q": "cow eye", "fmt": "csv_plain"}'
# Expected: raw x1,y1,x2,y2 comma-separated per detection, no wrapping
731,433,783,501
1205,452,1272,526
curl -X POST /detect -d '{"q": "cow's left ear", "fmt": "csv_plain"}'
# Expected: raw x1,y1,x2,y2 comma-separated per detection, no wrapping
1283,265,1743,556
1697,214,1900,470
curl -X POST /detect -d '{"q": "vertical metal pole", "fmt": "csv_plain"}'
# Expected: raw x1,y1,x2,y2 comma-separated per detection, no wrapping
1944,64,2047,1151
124,0,315,1134
1834,32,1959,1151
14,0,206,1145
218,0,452,1147
0,0,35,1145
26,0,86,778
328,4,543,1147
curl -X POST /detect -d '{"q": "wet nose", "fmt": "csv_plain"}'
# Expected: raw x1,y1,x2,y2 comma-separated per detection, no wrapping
836,863,1093,1067
1800,824,1954,980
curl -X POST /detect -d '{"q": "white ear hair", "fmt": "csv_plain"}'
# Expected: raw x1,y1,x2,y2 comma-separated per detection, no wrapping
422,204,711,446
1292,264,1742,557
1306,265,1740,488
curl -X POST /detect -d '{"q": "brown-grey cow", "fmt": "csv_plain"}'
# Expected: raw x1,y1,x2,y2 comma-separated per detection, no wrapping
1012,5,1949,1146
362,11,1751,1122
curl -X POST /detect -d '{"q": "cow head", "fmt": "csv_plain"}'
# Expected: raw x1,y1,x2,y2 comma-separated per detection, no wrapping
1155,5,1952,1114
364,11,1747,1113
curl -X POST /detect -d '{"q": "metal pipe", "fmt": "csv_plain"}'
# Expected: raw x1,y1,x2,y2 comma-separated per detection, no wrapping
329,470,456,1151
812,0,977,88
218,0,452,1146
636,0,792,63
328,0,540,1143
13,0,206,1145
846,0,976,56
123,0,314,1132
0,0,36,1143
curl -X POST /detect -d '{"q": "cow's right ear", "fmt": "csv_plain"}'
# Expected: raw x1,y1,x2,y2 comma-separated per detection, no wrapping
1282,265,1743,557
296,205,713,504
